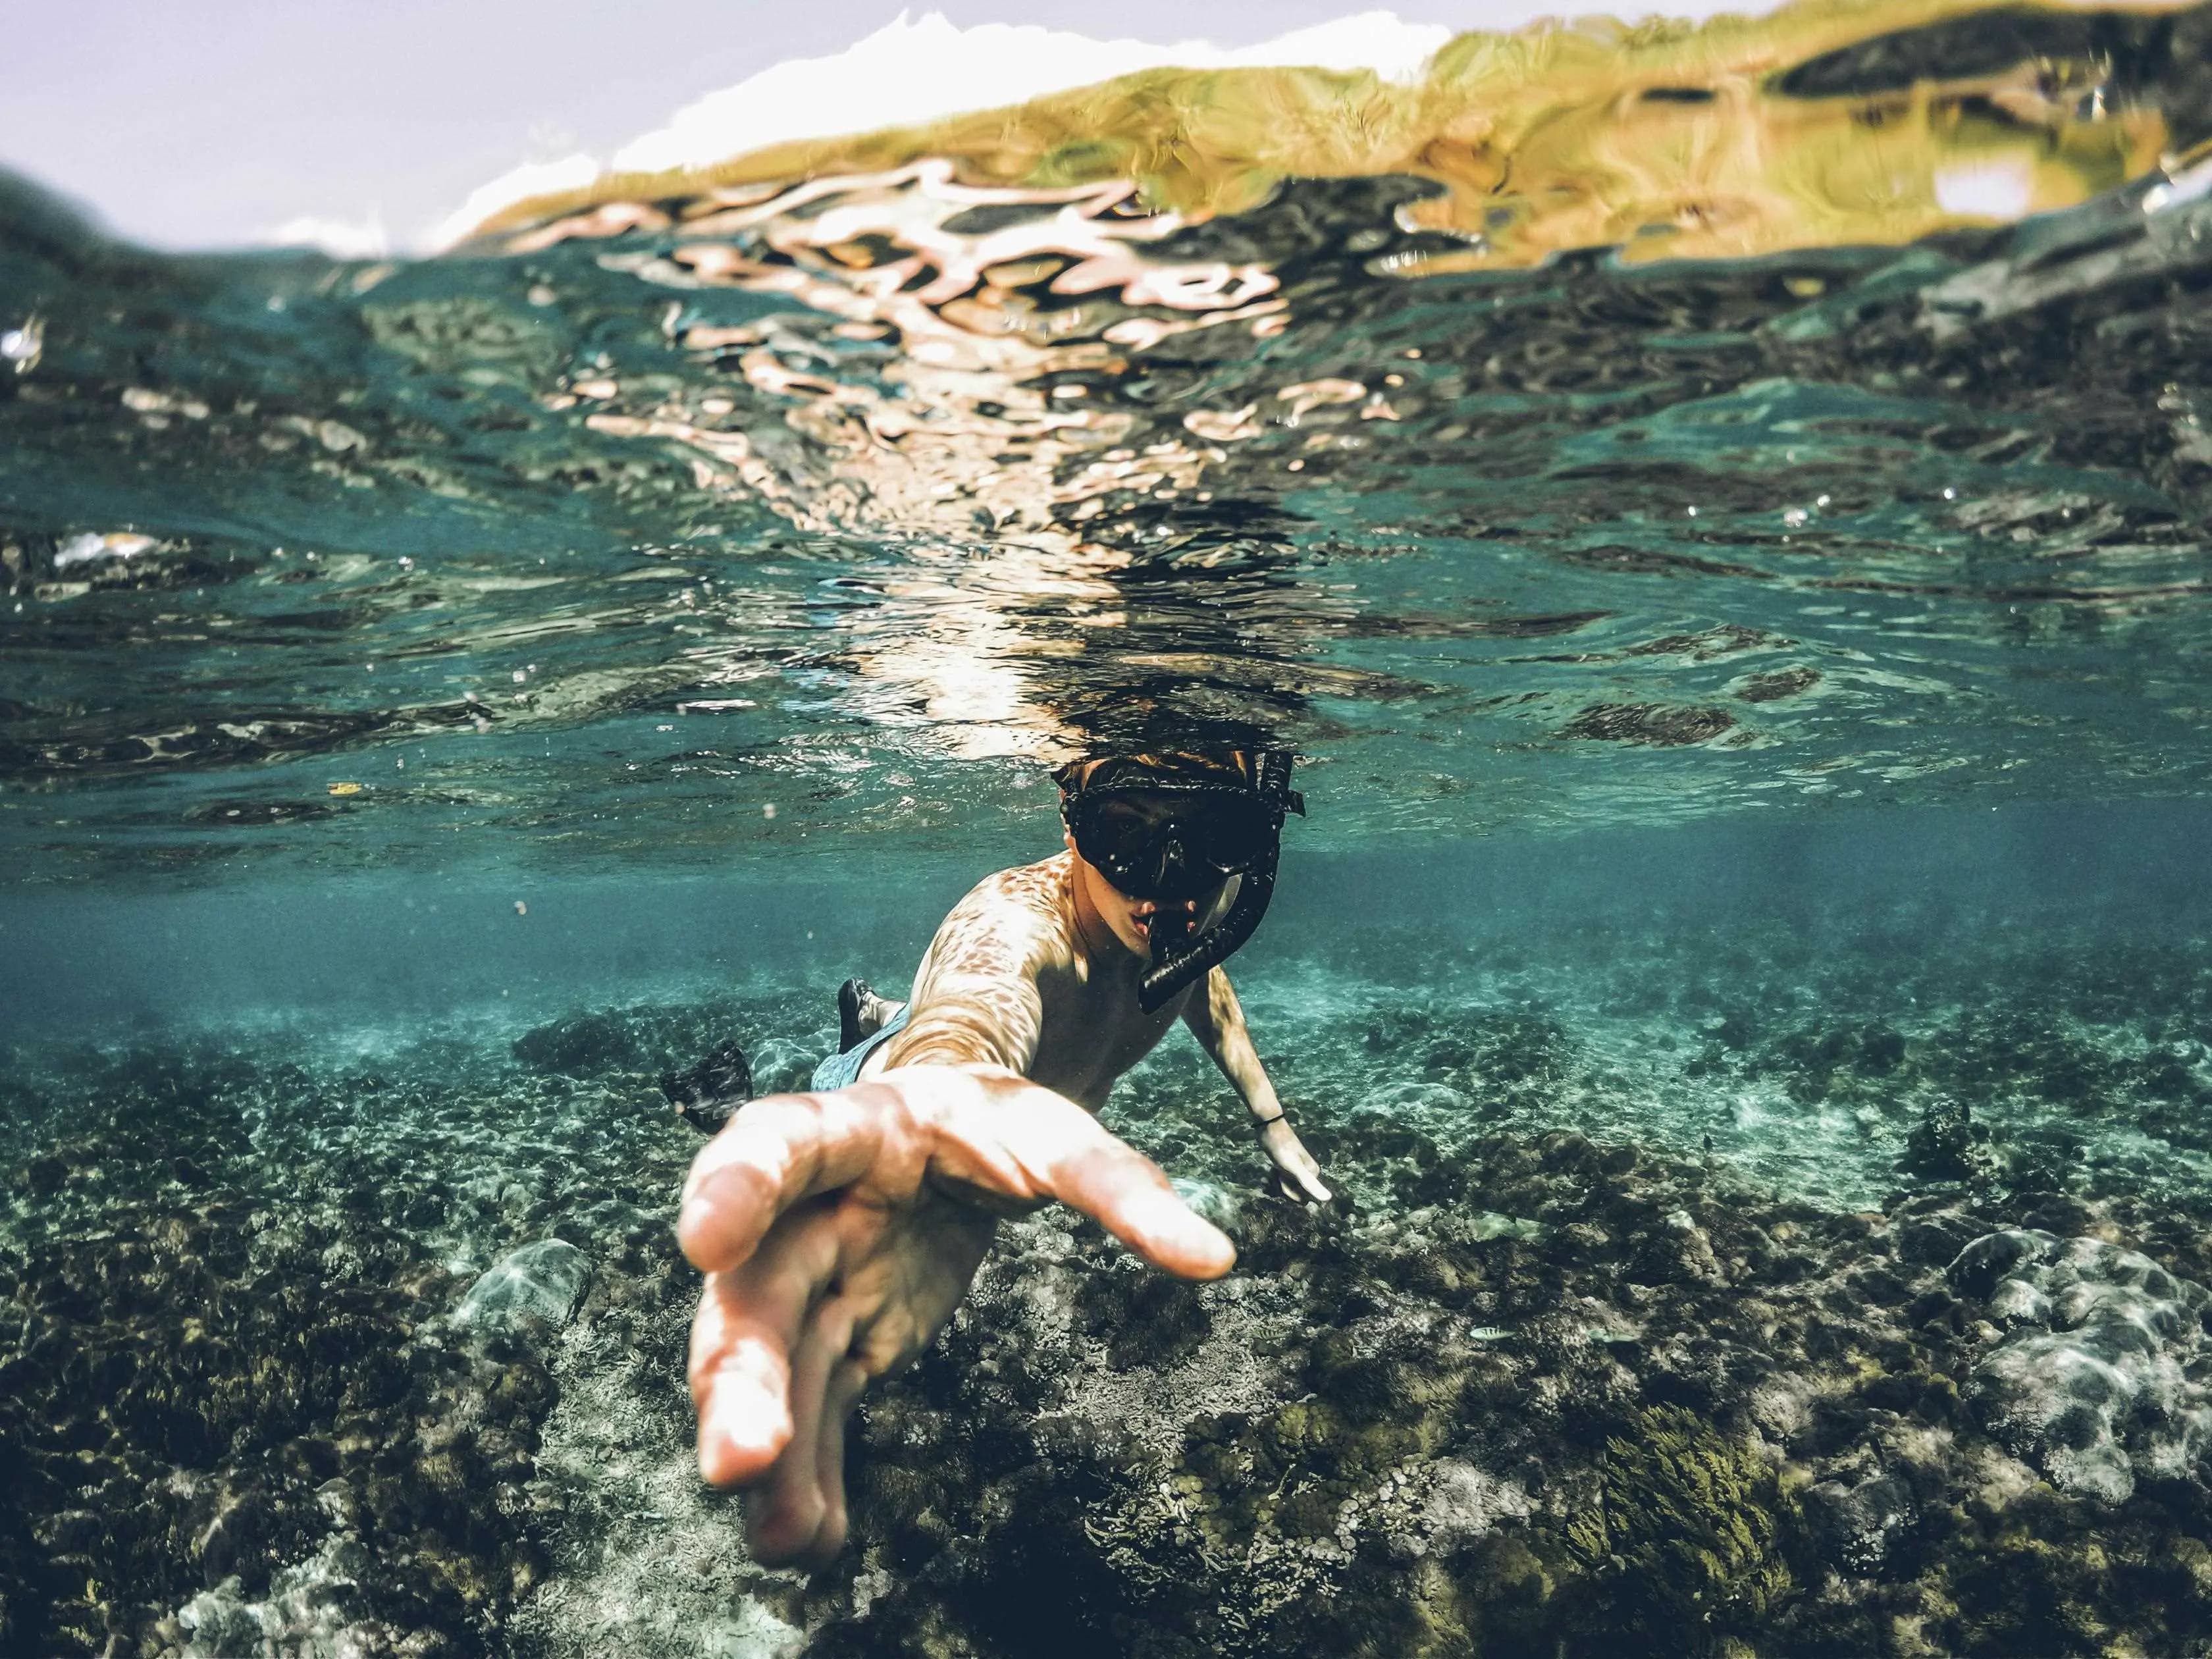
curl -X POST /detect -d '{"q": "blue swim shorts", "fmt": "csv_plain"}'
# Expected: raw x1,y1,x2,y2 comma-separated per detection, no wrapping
808,1003,910,1092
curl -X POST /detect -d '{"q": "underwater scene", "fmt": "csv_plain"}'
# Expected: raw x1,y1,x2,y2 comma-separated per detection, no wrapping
7,1,2212,1654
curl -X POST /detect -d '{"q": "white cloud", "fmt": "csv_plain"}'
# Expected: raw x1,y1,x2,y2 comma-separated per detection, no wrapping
428,9,1455,248
260,213,390,261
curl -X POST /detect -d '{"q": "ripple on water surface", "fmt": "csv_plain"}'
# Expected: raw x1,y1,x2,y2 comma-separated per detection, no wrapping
3,1,2212,880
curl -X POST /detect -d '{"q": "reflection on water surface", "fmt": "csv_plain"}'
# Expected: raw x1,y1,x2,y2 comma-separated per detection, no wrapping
1,0,2210,882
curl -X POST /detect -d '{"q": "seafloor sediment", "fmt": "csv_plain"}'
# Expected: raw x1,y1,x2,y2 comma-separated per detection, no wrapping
3,926,2210,1658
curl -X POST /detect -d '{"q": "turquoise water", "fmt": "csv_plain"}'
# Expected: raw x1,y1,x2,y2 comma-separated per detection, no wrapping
7,9,2212,1655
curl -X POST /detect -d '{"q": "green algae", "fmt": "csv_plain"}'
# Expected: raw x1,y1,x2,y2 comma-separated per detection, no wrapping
1564,1406,1797,1654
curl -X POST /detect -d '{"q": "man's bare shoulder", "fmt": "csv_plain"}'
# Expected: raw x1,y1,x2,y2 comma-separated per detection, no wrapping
960,851,1072,916
885,854,1073,1072
923,851,1076,974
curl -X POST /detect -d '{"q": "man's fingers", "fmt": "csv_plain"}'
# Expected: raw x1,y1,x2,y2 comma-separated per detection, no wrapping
922,1073,1235,1278
745,1298,857,1566
1259,1120,1333,1205
1289,1151,1333,1205
678,1091,891,1274
1086,1163,1237,1278
689,1208,841,1488
810,1359,868,1564
691,1273,795,1487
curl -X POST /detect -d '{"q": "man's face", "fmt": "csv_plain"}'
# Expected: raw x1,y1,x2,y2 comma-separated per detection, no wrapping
1065,791,1236,958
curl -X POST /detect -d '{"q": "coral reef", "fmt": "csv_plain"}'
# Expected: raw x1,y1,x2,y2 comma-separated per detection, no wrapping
802,1136,2212,1659
0,1018,721,1659
3,930,2210,1658
0,1173,554,1656
1951,1230,2212,1504
1900,1097,1996,1186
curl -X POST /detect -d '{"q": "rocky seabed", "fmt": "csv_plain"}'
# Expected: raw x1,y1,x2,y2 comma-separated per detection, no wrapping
5,958,2212,1659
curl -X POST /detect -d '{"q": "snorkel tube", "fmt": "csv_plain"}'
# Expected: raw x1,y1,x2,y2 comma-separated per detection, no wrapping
1137,843,1278,1011
1134,749,1300,1012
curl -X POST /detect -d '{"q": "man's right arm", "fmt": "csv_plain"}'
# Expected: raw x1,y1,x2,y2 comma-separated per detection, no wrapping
878,874,1050,1075
676,864,1238,1568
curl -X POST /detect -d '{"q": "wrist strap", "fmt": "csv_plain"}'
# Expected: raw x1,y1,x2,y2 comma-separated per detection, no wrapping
1252,1108,1286,1126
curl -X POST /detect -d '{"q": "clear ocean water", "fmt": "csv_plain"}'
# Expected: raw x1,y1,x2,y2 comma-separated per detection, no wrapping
6,5,2212,1656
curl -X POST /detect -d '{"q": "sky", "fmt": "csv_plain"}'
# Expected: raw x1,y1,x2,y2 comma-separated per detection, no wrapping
1,0,1774,253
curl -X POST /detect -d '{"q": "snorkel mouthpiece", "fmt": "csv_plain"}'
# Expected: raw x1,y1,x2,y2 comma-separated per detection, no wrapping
1142,905,1198,967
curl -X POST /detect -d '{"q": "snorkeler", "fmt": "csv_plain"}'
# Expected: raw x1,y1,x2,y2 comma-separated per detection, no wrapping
673,747,1330,1566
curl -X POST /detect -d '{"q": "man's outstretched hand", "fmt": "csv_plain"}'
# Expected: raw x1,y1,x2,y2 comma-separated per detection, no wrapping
675,1063,1236,1567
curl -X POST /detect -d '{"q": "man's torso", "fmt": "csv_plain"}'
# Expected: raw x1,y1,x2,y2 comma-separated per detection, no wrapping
863,851,1190,1111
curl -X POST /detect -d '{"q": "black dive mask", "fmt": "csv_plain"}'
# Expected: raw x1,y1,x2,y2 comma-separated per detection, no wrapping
1062,788,1278,903
1056,749,1304,1011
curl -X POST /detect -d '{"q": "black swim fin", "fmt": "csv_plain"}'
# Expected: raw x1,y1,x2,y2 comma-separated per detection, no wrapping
660,1039,752,1134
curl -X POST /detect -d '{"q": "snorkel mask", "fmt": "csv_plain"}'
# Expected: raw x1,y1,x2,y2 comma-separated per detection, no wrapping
1054,749,1305,1011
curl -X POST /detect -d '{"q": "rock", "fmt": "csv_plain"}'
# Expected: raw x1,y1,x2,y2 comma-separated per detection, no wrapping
196,1490,275,1590
176,1575,265,1656
699,1598,807,1658
1803,1469,1916,1572
1170,1176,1241,1231
512,1011,646,1076
1891,1203,1986,1267
1900,1095,1995,1184
1986,1275,2052,1327
1469,1210,1546,1242
456,1240,592,1332
175,1535,372,1659
1747,1373,1815,1441
1860,1026,1907,1072
1419,1461,1531,1554
1952,1230,2212,1501
1947,1228,2059,1300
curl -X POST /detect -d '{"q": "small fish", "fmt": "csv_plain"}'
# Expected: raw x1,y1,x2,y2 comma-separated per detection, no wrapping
1467,1325,1513,1342
1471,1211,1547,1242
1,314,41,375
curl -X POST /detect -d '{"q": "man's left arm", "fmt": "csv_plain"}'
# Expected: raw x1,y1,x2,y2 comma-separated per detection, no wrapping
1183,967,1332,1205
